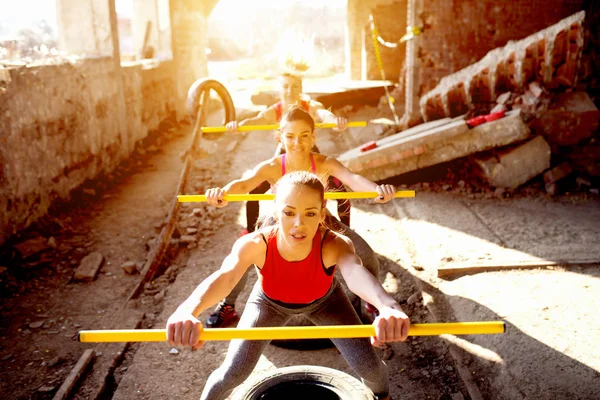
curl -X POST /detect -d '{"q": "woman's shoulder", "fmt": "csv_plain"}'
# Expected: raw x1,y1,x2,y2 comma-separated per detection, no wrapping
320,228,352,251
231,230,269,260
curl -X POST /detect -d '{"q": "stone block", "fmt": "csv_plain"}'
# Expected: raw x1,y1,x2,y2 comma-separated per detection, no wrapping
530,92,600,146
341,110,530,182
74,252,104,282
476,136,551,188
543,162,573,184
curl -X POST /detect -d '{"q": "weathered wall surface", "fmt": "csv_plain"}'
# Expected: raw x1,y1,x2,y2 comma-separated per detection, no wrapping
0,59,177,245
365,0,407,82
415,0,584,96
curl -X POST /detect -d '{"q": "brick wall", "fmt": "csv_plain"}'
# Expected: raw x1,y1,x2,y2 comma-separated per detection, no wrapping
416,0,584,96
0,59,177,245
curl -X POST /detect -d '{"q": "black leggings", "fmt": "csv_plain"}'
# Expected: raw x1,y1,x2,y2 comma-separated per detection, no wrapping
245,144,351,232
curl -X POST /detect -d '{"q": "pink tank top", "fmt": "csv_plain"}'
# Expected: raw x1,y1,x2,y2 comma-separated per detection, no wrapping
281,153,316,176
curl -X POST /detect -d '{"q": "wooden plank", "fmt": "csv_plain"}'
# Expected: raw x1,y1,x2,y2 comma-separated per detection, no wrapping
52,349,95,400
73,309,145,399
437,259,600,279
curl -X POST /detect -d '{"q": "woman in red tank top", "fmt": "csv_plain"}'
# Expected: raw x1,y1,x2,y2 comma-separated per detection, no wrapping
167,171,409,400
201,106,396,329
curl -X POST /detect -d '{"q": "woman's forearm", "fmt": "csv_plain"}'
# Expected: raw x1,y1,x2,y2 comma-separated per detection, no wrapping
177,269,241,317
345,267,398,310
223,179,252,194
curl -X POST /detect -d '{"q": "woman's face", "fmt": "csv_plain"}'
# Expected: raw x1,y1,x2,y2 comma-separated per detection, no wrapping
279,75,302,103
275,184,324,248
279,119,315,154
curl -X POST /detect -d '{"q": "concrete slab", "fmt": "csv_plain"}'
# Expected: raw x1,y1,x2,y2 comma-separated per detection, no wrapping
475,136,551,188
340,110,530,182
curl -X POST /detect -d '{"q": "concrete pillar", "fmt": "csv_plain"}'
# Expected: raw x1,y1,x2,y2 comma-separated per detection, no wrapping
108,0,129,155
56,0,112,55
170,0,210,119
403,0,423,123
346,0,371,80
132,0,160,59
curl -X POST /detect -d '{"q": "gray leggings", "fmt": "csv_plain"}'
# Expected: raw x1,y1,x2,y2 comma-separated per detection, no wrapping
202,279,389,400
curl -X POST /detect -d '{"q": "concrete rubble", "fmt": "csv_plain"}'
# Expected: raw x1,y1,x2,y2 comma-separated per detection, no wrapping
475,136,551,189
419,11,586,121
340,10,598,195
340,110,530,182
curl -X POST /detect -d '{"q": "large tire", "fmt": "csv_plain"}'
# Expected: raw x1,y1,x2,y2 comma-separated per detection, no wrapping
270,222,380,350
234,365,375,400
186,78,236,140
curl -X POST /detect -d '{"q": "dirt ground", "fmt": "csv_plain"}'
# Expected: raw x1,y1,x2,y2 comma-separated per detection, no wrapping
1,102,599,400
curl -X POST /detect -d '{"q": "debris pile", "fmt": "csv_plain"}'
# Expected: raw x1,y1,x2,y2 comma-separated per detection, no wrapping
341,11,599,196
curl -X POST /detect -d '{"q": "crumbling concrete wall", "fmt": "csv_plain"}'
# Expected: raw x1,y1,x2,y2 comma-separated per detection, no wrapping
0,58,177,245
415,0,584,97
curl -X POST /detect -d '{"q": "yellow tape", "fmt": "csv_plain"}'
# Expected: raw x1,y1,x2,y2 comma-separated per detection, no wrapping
201,121,367,133
78,322,505,342
177,191,416,203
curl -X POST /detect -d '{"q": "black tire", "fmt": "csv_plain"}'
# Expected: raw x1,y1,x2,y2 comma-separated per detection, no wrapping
270,222,380,350
186,78,236,140
234,365,376,400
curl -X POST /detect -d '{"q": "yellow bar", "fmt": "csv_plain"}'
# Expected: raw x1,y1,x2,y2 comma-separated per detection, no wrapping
177,190,416,203
78,322,505,343
201,121,368,133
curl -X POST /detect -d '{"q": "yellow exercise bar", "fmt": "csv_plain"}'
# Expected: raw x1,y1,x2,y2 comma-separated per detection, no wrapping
201,121,368,133
178,190,416,203
78,322,505,343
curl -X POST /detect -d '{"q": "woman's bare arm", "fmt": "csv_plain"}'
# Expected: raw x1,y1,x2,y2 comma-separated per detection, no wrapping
166,234,266,348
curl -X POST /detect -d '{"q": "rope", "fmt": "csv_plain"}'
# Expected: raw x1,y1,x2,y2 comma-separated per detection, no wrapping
369,14,401,125
376,25,423,48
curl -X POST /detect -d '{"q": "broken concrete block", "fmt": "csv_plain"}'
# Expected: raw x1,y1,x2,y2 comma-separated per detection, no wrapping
121,261,139,275
476,136,551,188
340,110,530,182
74,252,104,282
340,118,468,181
530,92,600,146
543,162,573,184
14,237,51,259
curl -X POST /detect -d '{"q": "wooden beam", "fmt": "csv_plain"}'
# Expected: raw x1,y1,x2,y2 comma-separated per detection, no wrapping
437,259,600,279
52,349,95,400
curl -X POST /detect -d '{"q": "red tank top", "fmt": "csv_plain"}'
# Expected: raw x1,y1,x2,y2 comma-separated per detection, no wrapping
259,230,335,304
274,100,310,122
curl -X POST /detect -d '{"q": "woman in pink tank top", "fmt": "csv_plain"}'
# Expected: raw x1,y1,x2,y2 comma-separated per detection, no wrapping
167,171,409,400
200,106,396,329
